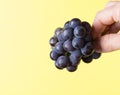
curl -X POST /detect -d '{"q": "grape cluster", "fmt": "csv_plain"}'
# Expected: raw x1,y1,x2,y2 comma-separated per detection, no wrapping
49,18,101,72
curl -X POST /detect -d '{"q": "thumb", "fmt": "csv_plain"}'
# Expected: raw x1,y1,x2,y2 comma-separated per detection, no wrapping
93,34,120,53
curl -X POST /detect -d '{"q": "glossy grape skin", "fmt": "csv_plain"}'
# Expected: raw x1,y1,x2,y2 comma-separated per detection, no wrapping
84,33,92,42
82,21,91,32
50,49,60,61
74,26,86,38
55,61,63,70
63,39,74,52
57,32,65,42
69,54,81,66
66,65,77,72
55,42,65,54
69,18,81,28
55,27,63,38
82,55,93,63
72,37,84,49
49,37,58,47
92,51,101,59
64,21,70,29
70,50,82,58
81,42,94,56
62,28,74,41
56,56,69,69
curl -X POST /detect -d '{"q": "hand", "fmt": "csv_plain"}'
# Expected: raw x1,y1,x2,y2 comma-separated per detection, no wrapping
92,1,120,53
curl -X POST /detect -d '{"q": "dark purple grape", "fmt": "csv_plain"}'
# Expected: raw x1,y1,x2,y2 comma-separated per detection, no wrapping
63,39,74,52
64,21,70,29
50,49,60,61
56,56,69,69
92,51,101,59
82,21,91,32
82,55,93,63
62,28,74,41
66,65,77,72
55,27,63,38
69,54,81,66
57,32,65,42
55,42,65,54
74,26,86,38
70,50,82,58
55,61,63,69
72,37,84,49
84,33,92,42
49,37,58,46
81,42,94,56
69,18,81,28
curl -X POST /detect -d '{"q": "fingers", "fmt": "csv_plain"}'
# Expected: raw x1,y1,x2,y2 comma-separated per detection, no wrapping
93,34,120,53
92,1,120,39
108,22,120,33
92,7,115,39
92,1,120,53
102,22,120,35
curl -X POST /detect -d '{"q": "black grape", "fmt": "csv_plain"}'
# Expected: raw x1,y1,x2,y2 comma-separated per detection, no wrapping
66,65,77,72
82,55,93,63
81,42,94,56
55,42,65,54
55,27,63,37
92,51,101,59
74,26,86,38
82,21,91,32
49,37,58,47
63,39,74,52
69,54,81,66
50,49,60,61
56,56,69,69
72,37,84,49
62,27,74,41
64,21,70,29
69,18,81,28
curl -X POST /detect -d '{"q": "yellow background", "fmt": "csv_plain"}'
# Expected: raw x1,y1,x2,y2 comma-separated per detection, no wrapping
0,0,120,95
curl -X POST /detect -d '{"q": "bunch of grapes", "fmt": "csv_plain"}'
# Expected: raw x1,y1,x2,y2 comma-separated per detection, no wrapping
49,18,101,72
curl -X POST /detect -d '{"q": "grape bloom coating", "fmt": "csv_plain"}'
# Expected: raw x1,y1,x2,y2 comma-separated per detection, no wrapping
49,18,101,72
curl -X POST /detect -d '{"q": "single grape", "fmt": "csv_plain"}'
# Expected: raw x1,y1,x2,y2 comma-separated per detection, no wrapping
57,32,65,42
69,18,81,28
74,26,86,38
81,42,94,56
69,54,81,66
92,51,101,59
82,55,93,63
56,56,69,69
49,36,58,47
72,37,84,49
55,42,65,54
55,27,63,38
55,61,63,69
64,21,70,29
62,27,74,41
50,49,60,61
82,21,91,32
84,33,92,42
66,65,77,72
70,50,82,58
63,39,74,52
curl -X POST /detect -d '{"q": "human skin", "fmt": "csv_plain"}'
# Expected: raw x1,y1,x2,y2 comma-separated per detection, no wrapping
92,1,120,53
